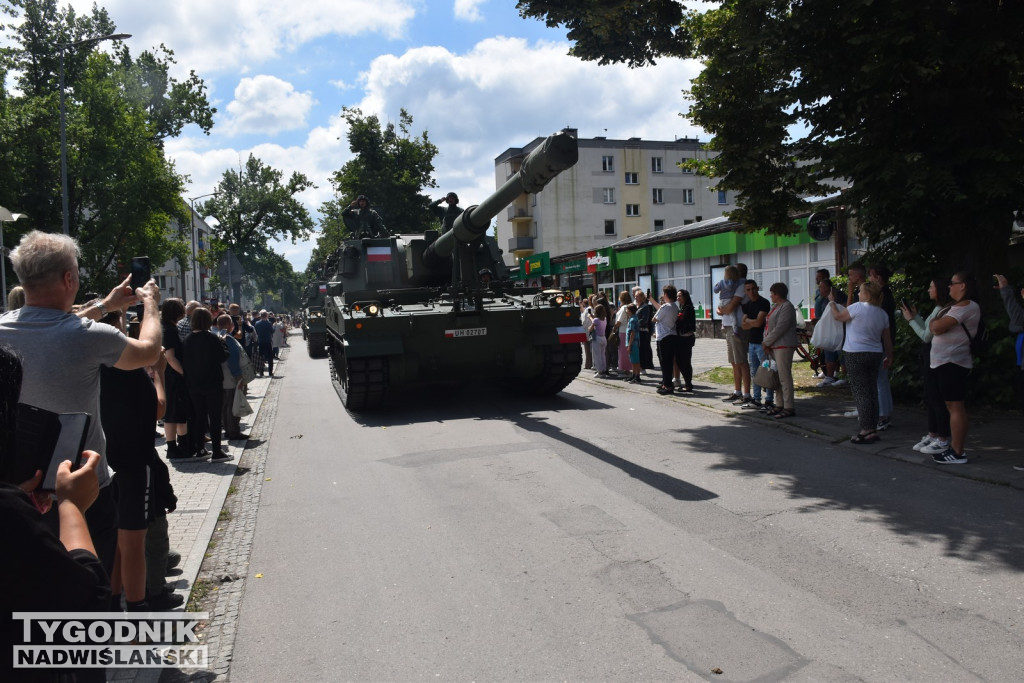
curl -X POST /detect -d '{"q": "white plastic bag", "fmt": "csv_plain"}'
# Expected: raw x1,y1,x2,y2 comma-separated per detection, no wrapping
810,303,846,351
232,387,253,417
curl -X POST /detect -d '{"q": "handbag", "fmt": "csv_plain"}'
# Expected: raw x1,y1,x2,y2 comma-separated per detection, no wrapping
232,386,253,417
810,303,846,351
753,363,781,391
238,349,257,384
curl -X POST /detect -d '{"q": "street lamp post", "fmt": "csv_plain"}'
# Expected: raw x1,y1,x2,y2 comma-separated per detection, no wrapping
188,193,219,302
0,207,28,313
59,32,131,235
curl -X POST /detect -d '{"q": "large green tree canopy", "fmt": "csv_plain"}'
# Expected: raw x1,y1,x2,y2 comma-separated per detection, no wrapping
0,0,215,292
309,107,438,275
517,0,1024,276
199,155,315,305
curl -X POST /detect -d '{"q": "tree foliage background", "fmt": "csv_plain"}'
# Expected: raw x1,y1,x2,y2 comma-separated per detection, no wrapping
309,107,439,276
0,0,217,293
198,155,315,310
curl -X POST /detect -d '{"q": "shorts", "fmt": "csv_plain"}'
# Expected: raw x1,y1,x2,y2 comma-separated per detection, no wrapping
823,349,841,363
933,362,970,403
112,462,154,531
726,330,749,364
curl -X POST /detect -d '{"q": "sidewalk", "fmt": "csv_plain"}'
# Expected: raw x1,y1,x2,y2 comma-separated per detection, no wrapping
584,338,1024,490
109,349,281,683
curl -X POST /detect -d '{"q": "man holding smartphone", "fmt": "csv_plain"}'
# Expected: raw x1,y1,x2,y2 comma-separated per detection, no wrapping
0,230,163,577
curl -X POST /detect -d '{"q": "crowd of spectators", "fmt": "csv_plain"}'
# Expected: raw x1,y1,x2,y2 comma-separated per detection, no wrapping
576,261,1024,468
0,229,291,675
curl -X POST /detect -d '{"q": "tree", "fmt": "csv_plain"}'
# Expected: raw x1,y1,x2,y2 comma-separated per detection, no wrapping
0,0,215,291
310,107,439,274
516,0,1024,278
199,155,315,302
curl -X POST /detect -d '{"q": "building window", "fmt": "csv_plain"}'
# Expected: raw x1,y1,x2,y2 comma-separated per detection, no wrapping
682,189,694,204
604,219,616,235
680,159,694,174
718,190,728,204
695,215,703,222
652,157,663,173
602,155,614,172
624,172,638,184
652,188,663,204
602,188,615,204
683,219,693,225
654,219,665,231
626,204,640,217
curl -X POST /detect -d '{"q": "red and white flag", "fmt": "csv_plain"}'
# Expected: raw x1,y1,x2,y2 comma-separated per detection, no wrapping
367,247,391,263
556,326,587,344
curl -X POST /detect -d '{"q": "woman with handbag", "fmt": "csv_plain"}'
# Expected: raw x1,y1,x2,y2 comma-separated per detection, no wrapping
829,281,893,443
926,272,981,464
761,283,799,419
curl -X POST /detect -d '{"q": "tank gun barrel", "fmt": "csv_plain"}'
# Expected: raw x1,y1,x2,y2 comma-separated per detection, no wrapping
423,131,578,268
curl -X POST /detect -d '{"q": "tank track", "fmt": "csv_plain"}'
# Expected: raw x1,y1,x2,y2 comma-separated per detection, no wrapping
330,344,388,412
531,343,583,396
306,331,327,358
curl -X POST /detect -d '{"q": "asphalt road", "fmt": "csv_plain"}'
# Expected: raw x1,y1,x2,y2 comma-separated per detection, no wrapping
230,345,1024,682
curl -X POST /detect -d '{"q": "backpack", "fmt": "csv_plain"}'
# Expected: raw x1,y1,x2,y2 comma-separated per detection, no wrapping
960,316,988,356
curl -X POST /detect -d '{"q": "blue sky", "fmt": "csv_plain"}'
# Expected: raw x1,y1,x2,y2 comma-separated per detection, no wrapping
53,0,706,271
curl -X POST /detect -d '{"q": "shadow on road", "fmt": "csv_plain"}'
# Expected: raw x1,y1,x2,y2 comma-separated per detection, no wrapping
680,421,1024,571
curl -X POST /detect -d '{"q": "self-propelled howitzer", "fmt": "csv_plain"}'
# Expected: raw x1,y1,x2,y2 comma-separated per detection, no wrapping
322,130,585,411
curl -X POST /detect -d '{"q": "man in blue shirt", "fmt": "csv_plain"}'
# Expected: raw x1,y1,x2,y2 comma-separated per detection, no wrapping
253,309,275,377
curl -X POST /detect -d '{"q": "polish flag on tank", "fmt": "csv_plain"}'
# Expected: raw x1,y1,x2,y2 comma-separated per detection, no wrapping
366,247,391,262
556,326,587,343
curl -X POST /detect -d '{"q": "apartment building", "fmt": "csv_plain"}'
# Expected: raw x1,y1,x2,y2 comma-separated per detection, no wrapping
494,129,736,266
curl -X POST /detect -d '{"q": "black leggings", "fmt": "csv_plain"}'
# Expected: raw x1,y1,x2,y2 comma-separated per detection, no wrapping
189,386,223,453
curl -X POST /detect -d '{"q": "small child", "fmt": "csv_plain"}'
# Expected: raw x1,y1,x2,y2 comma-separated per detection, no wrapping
625,304,642,383
714,265,742,332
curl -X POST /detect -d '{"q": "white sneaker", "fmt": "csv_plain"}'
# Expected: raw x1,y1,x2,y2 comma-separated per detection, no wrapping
843,409,859,418
832,378,848,387
816,376,837,387
920,439,950,455
912,435,934,451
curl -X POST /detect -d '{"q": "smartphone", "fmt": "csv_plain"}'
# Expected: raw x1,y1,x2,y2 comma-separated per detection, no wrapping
900,298,909,310
130,256,151,290
13,404,90,491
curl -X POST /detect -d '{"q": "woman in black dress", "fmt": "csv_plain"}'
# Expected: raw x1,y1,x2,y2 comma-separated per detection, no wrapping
183,308,230,462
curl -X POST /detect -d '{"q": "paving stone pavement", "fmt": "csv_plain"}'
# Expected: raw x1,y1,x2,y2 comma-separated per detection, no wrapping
109,344,286,683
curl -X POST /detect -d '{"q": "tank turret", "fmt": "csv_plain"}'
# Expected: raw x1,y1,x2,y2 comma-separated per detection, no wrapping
320,131,585,411
422,131,578,270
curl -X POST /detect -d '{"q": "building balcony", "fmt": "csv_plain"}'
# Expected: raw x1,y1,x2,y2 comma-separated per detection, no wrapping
507,206,533,222
508,236,534,252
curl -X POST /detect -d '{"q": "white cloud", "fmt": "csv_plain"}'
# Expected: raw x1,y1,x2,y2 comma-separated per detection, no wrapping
223,75,316,136
355,37,706,203
65,0,417,76
454,0,487,22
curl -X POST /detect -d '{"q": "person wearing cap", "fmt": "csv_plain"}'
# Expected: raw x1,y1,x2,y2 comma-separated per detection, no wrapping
478,268,493,285
342,194,388,238
431,192,463,233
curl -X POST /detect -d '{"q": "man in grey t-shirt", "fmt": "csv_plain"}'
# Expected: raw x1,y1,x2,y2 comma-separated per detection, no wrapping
0,231,163,575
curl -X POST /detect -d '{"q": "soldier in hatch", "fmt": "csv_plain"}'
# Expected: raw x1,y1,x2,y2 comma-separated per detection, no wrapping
342,195,388,238
431,192,464,233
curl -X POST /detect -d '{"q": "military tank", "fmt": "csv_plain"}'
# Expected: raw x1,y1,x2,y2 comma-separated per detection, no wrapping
322,130,585,411
300,280,329,358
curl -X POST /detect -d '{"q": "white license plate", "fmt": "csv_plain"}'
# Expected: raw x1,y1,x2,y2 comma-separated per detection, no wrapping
445,327,487,338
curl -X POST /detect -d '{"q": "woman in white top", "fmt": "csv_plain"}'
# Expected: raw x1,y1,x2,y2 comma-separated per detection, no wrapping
830,281,892,443
927,272,981,464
